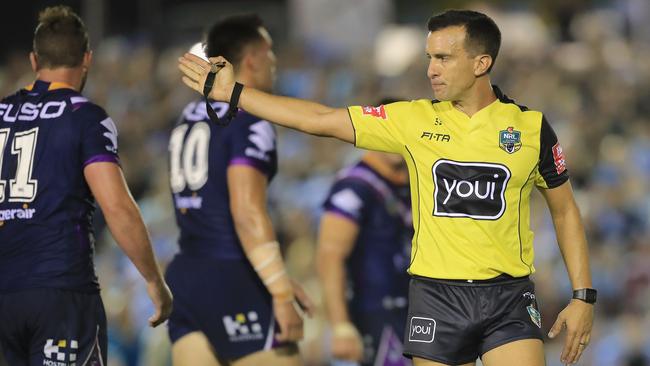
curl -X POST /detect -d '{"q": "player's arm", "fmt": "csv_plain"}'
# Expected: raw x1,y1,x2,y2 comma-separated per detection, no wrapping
316,213,363,361
84,162,172,327
179,54,354,143
228,165,312,342
538,181,594,365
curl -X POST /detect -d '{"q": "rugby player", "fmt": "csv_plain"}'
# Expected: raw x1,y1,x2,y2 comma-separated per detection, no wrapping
318,119,412,366
0,6,172,366
166,14,312,366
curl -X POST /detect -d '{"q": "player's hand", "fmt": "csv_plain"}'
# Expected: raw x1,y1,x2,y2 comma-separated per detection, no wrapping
548,299,594,365
331,322,364,362
146,279,173,327
178,53,235,102
291,279,315,317
273,296,304,343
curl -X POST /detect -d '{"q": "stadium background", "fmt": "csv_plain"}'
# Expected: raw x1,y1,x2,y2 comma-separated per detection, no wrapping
2,0,649,365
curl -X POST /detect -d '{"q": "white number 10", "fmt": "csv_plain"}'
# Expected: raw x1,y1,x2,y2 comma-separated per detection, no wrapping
169,122,210,193
0,127,39,203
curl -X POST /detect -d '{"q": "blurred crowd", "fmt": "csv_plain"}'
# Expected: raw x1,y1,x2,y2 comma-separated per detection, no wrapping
1,1,649,365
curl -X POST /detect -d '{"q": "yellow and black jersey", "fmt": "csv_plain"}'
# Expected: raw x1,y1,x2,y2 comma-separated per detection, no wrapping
348,86,569,280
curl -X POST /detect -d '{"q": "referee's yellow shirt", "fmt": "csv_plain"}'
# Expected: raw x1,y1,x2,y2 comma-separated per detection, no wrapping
348,87,569,280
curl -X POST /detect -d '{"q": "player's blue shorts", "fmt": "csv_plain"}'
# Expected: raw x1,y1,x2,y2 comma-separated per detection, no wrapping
165,254,282,360
351,307,410,366
0,288,107,366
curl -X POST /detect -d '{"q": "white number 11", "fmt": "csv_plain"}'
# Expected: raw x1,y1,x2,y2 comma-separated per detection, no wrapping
0,127,39,203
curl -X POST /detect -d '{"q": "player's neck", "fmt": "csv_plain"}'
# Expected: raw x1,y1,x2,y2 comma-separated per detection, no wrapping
35,68,83,91
452,78,497,117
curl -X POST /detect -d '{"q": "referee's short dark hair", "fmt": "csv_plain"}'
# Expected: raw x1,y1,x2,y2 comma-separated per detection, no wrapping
205,14,265,67
427,10,501,73
33,5,89,69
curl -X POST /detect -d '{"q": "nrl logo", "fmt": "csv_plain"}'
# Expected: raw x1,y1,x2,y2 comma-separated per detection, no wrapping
526,305,542,328
499,126,522,154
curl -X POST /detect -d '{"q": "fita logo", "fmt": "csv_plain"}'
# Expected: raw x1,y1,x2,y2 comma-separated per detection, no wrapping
408,317,436,343
361,105,387,120
499,126,522,154
222,311,264,342
43,339,78,366
421,131,450,142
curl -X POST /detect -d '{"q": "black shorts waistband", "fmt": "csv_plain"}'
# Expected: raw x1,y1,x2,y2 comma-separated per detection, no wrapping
412,273,530,286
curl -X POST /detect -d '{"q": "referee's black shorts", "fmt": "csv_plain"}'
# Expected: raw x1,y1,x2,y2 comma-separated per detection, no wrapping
403,274,544,365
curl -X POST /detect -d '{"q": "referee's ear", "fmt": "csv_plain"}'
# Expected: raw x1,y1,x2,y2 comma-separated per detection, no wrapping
473,54,492,77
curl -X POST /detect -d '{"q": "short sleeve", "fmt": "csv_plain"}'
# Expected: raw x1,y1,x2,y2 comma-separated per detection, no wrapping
228,119,277,177
535,116,569,188
348,101,409,153
322,179,372,223
76,102,120,168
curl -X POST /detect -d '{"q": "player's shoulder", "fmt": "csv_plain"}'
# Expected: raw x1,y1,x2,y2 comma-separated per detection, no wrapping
332,162,379,194
65,92,109,122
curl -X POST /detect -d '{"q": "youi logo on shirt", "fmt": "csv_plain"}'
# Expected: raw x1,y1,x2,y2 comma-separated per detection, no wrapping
432,160,511,220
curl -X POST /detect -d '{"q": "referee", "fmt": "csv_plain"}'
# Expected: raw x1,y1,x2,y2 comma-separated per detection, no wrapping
180,9,595,366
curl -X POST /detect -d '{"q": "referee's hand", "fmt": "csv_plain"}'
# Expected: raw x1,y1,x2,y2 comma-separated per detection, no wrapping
548,299,594,365
178,53,235,102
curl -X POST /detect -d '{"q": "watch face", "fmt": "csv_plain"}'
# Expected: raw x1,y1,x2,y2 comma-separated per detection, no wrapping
585,289,597,303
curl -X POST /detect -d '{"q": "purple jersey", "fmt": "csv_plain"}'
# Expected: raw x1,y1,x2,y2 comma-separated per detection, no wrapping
0,80,120,292
323,161,413,312
169,100,277,259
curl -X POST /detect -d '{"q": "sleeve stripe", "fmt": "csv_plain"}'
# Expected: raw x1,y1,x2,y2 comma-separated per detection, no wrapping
229,157,270,175
83,154,120,168
324,207,360,223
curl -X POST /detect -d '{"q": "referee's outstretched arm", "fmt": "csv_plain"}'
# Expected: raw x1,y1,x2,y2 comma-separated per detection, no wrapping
179,54,355,143
539,180,594,365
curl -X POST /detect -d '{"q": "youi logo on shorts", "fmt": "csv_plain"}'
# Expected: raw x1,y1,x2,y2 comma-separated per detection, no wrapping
408,317,436,343
432,160,511,220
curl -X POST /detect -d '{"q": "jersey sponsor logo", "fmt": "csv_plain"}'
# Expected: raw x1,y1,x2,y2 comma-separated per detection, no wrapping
0,207,36,221
361,105,387,119
245,121,275,162
0,101,66,122
174,194,203,210
43,339,78,366
408,316,436,343
499,126,522,154
552,142,566,174
222,311,264,342
432,160,511,220
421,131,450,142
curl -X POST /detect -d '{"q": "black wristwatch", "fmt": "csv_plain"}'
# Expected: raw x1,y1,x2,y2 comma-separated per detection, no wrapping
572,288,597,304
